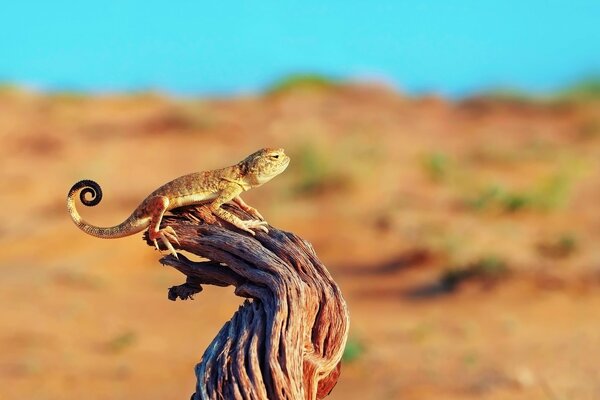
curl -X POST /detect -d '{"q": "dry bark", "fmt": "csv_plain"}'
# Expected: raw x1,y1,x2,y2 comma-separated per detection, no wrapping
145,204,349,400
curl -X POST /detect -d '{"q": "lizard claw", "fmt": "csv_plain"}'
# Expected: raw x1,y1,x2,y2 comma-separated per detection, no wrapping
163,226,180,245
160,232,179,259
241,219,269,234
150,227,180,259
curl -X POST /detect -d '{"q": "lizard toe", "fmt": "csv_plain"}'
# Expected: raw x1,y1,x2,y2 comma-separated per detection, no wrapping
166,227,180,245
163,230,180,245
159,232,179,259
164,225,178,237
241,219,269,234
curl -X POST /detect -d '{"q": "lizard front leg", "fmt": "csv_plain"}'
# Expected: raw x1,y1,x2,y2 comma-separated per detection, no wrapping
145,196,180,258
210,184,268,235
232,195,264,220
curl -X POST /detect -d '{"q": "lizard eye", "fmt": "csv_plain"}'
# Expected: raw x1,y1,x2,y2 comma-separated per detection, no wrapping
270,154,280,159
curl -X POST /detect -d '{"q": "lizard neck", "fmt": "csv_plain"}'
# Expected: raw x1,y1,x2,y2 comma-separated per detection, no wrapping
235,158,281,189
227,164,254,191
238,179,253,191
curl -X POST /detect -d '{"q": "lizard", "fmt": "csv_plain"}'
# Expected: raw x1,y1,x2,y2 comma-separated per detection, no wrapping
67,147,290,259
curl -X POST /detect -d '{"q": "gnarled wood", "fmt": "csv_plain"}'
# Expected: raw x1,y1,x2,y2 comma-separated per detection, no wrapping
145,204,349,400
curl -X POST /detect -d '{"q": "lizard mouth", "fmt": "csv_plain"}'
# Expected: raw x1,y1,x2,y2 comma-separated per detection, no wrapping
271,156,290,177
280,156,291,172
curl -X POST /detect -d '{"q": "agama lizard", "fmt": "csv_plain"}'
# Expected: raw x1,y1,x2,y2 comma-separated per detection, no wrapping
67,148,290,258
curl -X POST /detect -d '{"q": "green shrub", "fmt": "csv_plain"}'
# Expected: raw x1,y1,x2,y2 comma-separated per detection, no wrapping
558,76,600,101
465,185,503,211
266,73,338,95
342,338,364,363
464,171,574,213
537,233,578,258
422,152,450,182
105,331,137,353
290,142,352,195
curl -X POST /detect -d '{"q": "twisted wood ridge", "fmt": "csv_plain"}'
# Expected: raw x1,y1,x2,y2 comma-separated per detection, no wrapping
145,204,349,400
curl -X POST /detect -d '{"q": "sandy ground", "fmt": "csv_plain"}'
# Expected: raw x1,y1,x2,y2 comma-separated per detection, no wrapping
1,85,599,399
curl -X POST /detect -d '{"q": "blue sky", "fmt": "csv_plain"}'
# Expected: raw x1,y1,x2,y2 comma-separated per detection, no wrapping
1,1,598,96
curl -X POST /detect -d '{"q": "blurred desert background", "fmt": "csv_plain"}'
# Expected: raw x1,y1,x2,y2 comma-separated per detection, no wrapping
1,77,599,399
1,2,600,400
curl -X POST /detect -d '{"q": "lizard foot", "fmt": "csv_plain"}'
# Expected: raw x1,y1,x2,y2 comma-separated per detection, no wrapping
150,226,180,259
238,219,269,235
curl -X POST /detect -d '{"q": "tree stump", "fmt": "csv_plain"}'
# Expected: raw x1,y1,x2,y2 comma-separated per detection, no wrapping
144,204,350,400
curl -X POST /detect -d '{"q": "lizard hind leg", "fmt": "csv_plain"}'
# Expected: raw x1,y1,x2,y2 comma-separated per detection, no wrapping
145,196,180,259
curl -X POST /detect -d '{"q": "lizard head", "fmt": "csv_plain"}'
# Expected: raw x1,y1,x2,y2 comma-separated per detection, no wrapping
241,148,290,187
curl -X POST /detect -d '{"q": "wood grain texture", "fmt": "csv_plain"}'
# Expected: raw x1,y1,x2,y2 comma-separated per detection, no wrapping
144,204,350,400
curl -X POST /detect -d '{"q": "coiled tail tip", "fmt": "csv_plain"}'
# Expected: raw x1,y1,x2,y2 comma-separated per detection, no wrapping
69,179,103,206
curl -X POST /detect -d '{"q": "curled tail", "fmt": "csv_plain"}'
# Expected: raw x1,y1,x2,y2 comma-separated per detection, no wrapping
67,180,147,238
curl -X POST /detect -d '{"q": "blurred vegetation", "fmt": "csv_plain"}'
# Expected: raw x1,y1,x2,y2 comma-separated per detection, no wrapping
480,75,600,103
422,152,450,182
289,142,351,195
288,136,381,196
464,171,575,213
467,138,559,165
557,76,600,101
537,232,578,259
479,88,542,103
104,331,137,353
342,338,365,363
440,255,509,291
0,82,24,95
48,90,89,103
265,73,338,95
420,148,580,214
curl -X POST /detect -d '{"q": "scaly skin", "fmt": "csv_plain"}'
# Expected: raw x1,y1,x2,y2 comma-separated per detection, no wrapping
67,148,290,258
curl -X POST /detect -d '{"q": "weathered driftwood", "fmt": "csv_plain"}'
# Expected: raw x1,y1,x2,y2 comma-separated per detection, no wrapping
144,204,349,400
